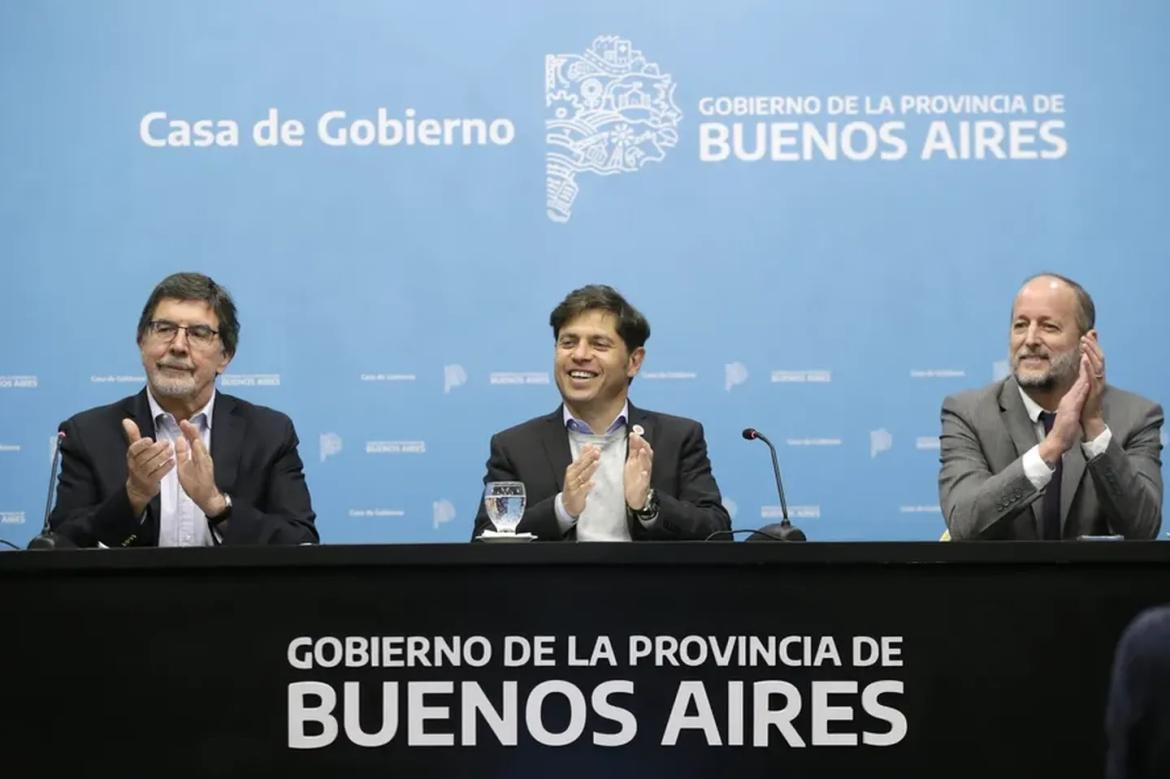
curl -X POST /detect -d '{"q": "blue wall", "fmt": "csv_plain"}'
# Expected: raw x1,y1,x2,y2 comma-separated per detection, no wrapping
2,1,1167,544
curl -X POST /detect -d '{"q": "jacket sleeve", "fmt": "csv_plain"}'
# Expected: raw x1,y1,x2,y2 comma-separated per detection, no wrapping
938,394,1042,540
1086,402,1163,539
49,417,144,548
633,421,731,541
219,417,318,545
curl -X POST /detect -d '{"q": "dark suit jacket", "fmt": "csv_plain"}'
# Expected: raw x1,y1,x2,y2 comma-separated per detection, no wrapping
472,404,730,541
50,389,318,547
1106,605,1170,779
939,376,1163,540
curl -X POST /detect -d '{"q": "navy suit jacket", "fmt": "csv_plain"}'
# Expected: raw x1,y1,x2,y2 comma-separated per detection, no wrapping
472,404,730,541
50,389,318,547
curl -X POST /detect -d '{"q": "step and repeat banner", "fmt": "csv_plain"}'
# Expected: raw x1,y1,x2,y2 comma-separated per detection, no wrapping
1,1,1167,544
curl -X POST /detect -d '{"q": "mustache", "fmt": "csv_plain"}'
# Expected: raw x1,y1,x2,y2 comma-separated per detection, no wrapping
1015,347,1053,359
1015,345,1082,361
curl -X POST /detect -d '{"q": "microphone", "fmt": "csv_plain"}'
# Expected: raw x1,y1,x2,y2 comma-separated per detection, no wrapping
741,427,805,542
27,431,75,550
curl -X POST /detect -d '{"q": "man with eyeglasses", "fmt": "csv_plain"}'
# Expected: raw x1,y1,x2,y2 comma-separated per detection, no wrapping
49,272,318,547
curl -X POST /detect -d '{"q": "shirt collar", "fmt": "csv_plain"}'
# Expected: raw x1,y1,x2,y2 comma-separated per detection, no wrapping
147,387,216,430
564,401,629,435
1016,385,1047,423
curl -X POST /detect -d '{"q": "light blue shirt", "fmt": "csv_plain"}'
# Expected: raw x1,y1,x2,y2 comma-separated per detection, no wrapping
563,403,629,436
147,389,217,547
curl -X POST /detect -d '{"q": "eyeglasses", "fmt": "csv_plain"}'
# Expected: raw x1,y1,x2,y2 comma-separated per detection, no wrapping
146,320,220,347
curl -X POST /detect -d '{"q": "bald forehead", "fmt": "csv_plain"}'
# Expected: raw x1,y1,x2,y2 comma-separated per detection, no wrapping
1012,276,1080,325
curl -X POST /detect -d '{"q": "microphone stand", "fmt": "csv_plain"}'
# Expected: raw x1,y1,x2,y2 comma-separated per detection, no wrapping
742,428,805,542
27,432,75,550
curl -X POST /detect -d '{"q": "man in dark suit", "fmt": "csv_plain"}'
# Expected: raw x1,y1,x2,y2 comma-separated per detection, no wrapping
472,285,730,541
50,272,317,547
939,273,1162,540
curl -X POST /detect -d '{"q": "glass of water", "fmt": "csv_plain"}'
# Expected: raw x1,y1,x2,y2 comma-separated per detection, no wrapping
484,481,526,533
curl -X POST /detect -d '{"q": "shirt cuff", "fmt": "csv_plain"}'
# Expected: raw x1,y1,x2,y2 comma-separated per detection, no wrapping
553,492,578,535
1081,425,1112,460
1022,444,1056,491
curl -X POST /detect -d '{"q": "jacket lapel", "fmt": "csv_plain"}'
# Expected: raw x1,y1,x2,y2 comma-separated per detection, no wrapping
627,402,655,453
128,388,157,442
998,378,1045,537
998,378,1038,458
128,390,162,543
540,407,572,491
211,392,243,494
1059,438,1086,536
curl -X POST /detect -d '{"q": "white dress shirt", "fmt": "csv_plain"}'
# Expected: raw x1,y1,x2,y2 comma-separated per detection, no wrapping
1018,386,1112,490
551,402,660,539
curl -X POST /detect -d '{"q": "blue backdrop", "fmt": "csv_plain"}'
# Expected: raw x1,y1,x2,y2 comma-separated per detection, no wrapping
2,0,1167,544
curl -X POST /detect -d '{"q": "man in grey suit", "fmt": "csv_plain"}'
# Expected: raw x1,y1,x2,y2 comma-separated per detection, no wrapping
939,274,1162,540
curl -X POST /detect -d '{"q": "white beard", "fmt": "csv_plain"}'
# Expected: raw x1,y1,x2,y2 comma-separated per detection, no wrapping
150,373,197,398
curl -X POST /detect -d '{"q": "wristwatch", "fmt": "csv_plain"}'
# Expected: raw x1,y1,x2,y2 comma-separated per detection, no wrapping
208,492,233,525
630,489,658,519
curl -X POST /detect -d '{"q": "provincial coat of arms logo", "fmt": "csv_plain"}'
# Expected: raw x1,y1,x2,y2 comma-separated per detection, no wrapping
545,36,682,222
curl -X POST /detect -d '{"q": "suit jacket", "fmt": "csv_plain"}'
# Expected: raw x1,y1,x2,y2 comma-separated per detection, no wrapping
50,389,318,547
1106,605,1170,779
938,376,1162,540
472,404,731,541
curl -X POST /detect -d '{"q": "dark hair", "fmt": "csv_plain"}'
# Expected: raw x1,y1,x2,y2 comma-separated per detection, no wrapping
549,284,650,350
137,272,240,356
1019,273,1096,334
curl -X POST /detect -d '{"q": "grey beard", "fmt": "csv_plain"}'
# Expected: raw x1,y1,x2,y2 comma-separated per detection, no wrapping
1014,348,1080,389
1015,371,1054,389
150,374,197,398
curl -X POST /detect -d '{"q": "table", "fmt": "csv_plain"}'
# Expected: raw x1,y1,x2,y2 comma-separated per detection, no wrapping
4,542,1168,777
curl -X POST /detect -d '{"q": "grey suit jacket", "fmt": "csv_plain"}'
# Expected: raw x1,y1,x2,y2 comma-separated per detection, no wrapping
938,377,1163,540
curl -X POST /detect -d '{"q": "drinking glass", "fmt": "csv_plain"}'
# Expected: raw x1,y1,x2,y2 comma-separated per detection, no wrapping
484,481,526,534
